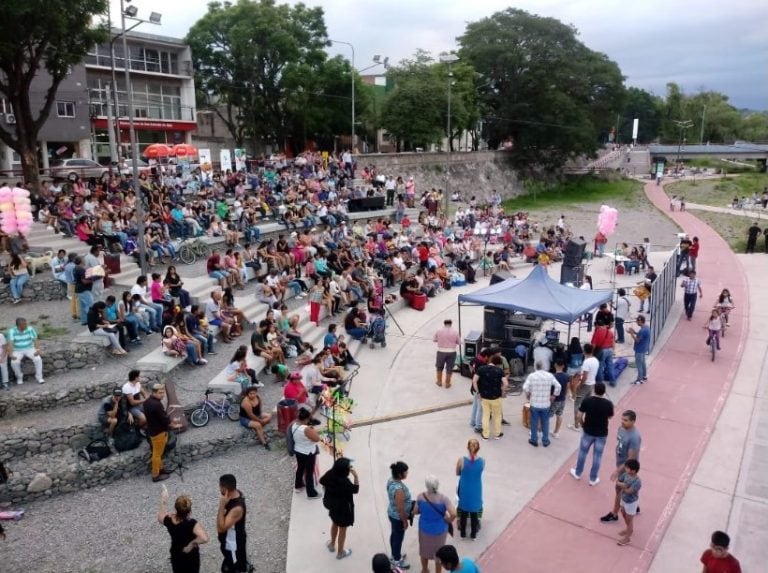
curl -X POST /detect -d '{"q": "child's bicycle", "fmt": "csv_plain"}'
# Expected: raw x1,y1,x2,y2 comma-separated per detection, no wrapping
177,237,212,265
189,389,240,427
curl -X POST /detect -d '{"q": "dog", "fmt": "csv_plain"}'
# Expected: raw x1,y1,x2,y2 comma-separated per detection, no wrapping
25,250,53,277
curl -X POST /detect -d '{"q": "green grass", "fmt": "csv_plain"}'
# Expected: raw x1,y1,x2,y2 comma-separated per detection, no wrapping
666,173,768,209
695,211,755,253
29,319,69,339
502,176,644,211
687,157,758,173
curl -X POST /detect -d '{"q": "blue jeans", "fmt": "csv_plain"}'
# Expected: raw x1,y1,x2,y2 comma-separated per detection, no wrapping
601,349,615,385
10,273,29,299
137,303,162,330
346,327,367,340
77,290,94,324
185,341,199,365
635,352,647,381
193,332,214,354
615,317,625,344
529,406,551,445
574,433,607,482
389,516,406,561
470,393,483,429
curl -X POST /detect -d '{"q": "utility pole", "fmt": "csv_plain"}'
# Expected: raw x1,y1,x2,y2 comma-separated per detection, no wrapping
700,105,707,144
439,54,459,218
673,119,694,172
105,84,118,166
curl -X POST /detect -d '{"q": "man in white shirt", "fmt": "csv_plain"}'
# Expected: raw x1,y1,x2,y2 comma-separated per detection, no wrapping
121,369,147,427
51,249,68,292
523,361,561,447
130,275,162,332
614,288,631,344
532,340,554,372
571,343,599,431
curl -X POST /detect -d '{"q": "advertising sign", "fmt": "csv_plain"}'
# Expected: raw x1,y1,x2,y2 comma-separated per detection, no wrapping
234,148,247,172
220,149,232,172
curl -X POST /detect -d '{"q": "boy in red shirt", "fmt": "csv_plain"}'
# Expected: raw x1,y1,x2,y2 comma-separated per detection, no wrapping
700,530,741,573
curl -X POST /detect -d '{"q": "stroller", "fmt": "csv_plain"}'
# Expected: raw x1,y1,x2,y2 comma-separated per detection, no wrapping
367,314,387,348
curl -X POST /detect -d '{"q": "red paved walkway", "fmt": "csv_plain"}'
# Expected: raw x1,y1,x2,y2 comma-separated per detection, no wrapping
478,181,749,572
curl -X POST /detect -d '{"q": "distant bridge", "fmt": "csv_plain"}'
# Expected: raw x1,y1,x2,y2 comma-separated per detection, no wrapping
648,142,768,170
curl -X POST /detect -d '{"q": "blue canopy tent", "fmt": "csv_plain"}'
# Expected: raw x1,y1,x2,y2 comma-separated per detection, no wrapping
457,265,614,351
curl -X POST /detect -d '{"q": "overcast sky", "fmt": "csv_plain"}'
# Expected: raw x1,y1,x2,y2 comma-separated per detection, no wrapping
114,0,768,110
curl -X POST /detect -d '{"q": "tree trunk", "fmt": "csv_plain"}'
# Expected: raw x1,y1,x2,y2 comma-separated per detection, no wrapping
20,145,40,195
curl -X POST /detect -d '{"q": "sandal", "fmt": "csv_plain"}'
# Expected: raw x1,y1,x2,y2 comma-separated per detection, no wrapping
336,549,352,560
326,541,335,553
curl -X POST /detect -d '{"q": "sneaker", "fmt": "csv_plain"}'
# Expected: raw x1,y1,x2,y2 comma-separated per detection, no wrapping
152,473,171,482
481,436,489,441
501,418,511,426
589,478,601,486
208,350,217,355
569,468,581,480
600,512,619,522
392,557,411,569
197,358,208,365
528,439,538,447
253,381,265,388
631,380,642,385
307,494,322,501
551,431,560,439
474,427,483,434
567,424,580,432
495,433,504,440
264,441,271,451
37,379,45,384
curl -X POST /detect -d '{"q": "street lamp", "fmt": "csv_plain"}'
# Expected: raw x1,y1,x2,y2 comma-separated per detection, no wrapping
330,39,355,152
673,119,694,174
120,0,162,274
439,54,459,218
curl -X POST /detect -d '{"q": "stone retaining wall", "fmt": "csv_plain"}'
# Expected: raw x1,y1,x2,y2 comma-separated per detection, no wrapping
0,427,277,505
0,277,67,304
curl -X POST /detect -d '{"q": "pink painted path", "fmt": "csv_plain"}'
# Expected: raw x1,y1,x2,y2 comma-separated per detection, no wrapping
478,181,749,572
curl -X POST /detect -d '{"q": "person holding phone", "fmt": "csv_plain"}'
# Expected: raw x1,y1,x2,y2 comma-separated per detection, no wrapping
319,457,360,560
157,486,209,573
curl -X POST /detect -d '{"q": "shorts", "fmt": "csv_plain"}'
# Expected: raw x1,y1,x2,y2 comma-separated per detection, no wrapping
621,499,638,516
239,417,252,429
128,405,144,419
435,351,457,372
566,366,580,376
209,271,227,280
549,400,565,417
573,383,593,412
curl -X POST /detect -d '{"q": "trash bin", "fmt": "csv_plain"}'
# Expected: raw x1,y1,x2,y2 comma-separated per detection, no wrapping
277,399,298,433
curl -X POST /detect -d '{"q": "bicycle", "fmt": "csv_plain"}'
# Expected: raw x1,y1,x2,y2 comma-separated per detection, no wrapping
704,327,719,362
177,237,212,265
189,389,240,427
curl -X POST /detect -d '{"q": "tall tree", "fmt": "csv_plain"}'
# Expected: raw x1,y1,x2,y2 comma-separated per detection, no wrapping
186,0,328,153
459,8,625,172
618,87,663,143
0,0,108,190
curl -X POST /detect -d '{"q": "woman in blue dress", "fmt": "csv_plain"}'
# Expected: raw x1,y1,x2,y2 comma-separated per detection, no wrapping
455,439,485,539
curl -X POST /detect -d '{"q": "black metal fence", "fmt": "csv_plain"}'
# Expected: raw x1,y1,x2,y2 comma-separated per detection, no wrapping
646,250,678,351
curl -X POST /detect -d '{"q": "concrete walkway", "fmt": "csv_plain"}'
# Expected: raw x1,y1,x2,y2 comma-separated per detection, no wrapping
686,201,768,221
478,180,750,572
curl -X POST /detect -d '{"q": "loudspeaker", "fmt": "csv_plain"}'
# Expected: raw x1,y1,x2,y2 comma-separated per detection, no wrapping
560,264,584,286
489,270,515,285
483,307,508,341
463,330,483,359
563,238,587,266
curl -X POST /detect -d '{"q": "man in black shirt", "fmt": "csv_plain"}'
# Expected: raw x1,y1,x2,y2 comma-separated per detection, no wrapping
569,382,614,486
217,473,249,573
144,383,181,482
472,355,508,440
746,222,761,254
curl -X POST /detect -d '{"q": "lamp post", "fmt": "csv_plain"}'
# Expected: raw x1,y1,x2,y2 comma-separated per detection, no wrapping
439,54,459,218
673,119,694,174
330,40,355,152
120,0,162,274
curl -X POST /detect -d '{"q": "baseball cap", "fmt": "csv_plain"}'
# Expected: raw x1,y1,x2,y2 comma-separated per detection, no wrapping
112,388,123,396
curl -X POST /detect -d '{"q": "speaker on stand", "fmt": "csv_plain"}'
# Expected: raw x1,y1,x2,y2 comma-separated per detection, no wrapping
483,306,508,343
563,238,587,267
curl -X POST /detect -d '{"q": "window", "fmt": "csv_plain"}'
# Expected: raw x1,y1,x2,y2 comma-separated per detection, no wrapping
57,101,76,118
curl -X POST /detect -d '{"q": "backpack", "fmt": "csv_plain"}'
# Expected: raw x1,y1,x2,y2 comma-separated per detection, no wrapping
78,440,112,463
285,423,298,457
113,424,142,452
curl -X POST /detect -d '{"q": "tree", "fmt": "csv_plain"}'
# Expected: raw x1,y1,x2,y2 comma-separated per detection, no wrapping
741,112,768,142
459,8,625,172
618,87,663,143
0,0,108,190
186,0,328,154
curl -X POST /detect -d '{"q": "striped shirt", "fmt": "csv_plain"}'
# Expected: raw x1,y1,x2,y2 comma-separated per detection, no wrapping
682,278,701,295
8,326,38,350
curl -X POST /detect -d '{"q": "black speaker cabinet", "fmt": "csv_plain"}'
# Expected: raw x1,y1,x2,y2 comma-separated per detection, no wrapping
563,238,587,267
483,307,508,341
489,270,515,285
560,264,584,287
464,330,483,359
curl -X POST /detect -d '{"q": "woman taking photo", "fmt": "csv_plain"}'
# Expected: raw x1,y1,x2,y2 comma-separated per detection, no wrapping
455,439,485,539
319,457,359,560
157,487,209,573
415,475,456,573
239,385,272,450
386,461,412,570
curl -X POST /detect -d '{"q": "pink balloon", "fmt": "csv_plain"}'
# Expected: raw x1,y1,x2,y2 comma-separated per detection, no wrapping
597,205,618,236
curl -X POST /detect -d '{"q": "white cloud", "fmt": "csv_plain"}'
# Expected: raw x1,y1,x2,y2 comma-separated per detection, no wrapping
112,0,768,109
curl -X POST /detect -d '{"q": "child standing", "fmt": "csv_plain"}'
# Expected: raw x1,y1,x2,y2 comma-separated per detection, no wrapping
617,459,641,546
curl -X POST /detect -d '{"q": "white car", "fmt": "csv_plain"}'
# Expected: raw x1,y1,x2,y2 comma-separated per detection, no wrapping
120,159,152,176
50,158,109,180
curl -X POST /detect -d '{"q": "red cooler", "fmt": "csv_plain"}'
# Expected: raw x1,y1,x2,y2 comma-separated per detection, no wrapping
411,293,427,311
277,399,298,433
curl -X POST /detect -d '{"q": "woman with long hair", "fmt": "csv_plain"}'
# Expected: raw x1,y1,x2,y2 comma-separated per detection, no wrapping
319,457,359,560
386,461,412,570
8,254,29,304
565,337,584,400
226,345,260,389
455,439,485,539
164,266,190,309
157,489,209,573
239,385,272,450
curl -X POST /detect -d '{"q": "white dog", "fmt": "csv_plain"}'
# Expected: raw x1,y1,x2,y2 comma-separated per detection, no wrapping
25,250,53,277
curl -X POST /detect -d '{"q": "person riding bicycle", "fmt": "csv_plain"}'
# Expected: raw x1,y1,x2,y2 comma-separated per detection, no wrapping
715,289,735,327
705,309,723,351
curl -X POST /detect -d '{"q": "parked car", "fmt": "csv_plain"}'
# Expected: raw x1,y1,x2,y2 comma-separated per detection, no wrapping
119,159,152,176
50,158,109,180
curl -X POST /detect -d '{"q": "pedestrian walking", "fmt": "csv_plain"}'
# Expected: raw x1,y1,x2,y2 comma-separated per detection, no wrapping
615,459,641,546
436,544,481,572
569,382,614,486
614,288,631,344
550,359,569,438
157,486,209,573
455,439,484,539
601,410,642,523
522,361,561,447
689,236,700,271
320,457,359,560
216,474,249,573
681,271,703,320
700,531,742,573
290,408,322,499
386,461,413,570
628,315,651,384
472,355,508,440
746,222,760,253
415,475,456,573
569,343,599,431
676,235,692,276
433,319,461,388
144,383,182,482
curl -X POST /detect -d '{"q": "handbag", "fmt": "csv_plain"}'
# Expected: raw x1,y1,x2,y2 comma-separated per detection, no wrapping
422,494,454,536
